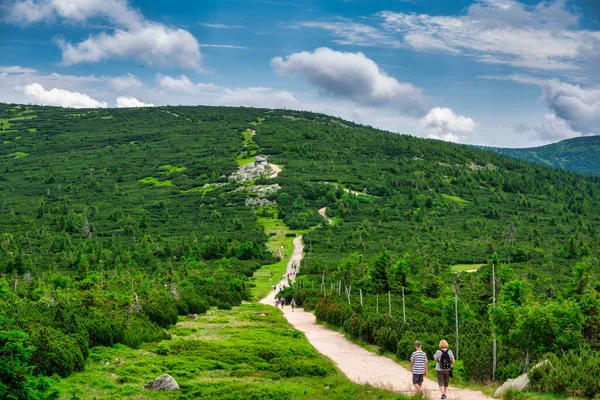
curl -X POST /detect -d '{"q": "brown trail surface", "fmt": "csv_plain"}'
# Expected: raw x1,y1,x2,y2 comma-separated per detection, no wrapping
269,163,282,179
318,207,332,225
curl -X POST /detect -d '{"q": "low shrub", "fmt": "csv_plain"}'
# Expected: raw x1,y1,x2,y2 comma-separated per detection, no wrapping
528,352,600,399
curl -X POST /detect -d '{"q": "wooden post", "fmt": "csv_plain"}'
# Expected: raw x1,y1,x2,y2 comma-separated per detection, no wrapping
388,291,392,316
360,289,363,306
492,264,497,381
454,278,459,360
346,285,351,305
402,286,406,324
322,271,326,297
376,293,379,314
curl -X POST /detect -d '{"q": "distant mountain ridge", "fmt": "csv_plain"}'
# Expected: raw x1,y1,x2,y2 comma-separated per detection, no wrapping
486,135,600,175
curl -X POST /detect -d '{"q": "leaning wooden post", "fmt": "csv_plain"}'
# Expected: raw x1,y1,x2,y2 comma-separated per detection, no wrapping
454,276,460,360
359,289,363,306
492,263,497,381
388,291,392,316
402,286,406,324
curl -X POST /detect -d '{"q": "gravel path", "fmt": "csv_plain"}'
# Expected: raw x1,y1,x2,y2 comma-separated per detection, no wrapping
318,207,332,225
260,236,493,400
269,163,282,179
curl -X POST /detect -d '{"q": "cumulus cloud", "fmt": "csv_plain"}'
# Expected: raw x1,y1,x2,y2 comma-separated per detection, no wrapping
108,73,143,92
539,79,600,135
417,107,476,143
485,74,600,139
116,96,154,108
517,113,579,141
157,74,218,94
6,0,202,69
271,47,431,116
20,83,107,108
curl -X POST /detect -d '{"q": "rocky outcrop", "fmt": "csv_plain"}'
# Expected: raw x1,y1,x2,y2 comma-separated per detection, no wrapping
143,374,179,391
493,360,550,397
229,155,274,182
234,184,281,208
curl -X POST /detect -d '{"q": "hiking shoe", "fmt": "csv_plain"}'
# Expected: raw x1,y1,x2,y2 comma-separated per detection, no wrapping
441,395,446,399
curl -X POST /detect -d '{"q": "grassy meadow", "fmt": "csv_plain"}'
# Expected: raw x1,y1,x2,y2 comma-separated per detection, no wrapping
57,303,411,400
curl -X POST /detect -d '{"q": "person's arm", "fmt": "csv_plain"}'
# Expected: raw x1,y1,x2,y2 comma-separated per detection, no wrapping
410,360,414,369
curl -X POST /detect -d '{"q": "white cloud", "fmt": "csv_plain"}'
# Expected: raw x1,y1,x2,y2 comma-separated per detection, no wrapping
58,24,201,68
108,73,143,92
6,0,202,69
378,1,591,72
295,20,402,48
539,79,600,135
6,0,142,28
157,74,218,94
20,83,107,108
0,66,37,74
217,87,297,109
116,96,154,108
484,74,600,137
417,107,476,143
271,47,431,116
517,113,579,141
199,23,245,29
299,1,599,73
156,74,297,109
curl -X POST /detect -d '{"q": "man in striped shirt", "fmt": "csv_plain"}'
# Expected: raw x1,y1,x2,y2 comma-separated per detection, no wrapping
410,341,428,391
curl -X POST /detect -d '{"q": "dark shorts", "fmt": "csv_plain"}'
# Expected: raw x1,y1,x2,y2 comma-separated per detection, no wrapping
412,373,424,385
437,370,450,387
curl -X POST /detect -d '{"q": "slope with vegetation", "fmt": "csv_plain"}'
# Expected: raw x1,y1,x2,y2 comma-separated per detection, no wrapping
1,103,599,398
487,135,600,175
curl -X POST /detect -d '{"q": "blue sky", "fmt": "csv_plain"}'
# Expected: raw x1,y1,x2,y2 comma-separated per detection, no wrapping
1,0,599,147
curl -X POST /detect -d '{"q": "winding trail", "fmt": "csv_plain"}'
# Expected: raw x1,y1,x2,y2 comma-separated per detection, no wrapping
260,236,492,400
318,207,332,225
269,163,282,179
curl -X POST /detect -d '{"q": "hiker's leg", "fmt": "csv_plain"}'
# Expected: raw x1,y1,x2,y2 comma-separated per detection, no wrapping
436,371,444,393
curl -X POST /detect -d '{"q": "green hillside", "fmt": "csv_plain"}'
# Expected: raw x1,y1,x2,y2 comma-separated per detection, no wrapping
487,135,600,175
1,103,599,398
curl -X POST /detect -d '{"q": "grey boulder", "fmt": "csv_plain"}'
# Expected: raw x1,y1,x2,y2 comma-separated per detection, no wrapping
143,374,179,391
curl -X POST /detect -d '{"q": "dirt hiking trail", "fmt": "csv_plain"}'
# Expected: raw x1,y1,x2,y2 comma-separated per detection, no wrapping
318,207,332,225
261,235,492,400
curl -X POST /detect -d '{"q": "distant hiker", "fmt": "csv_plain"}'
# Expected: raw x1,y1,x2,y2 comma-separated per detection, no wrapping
280,297,285,308
273,285,277,292
410,341,428,391
274,298,279,307
291,298,296,312
434,339,455,399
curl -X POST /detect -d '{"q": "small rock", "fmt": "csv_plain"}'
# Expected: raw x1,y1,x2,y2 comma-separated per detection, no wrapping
143,374,179,391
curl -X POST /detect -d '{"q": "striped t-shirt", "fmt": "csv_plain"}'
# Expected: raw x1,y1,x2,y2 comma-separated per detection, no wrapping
410,350,428,374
